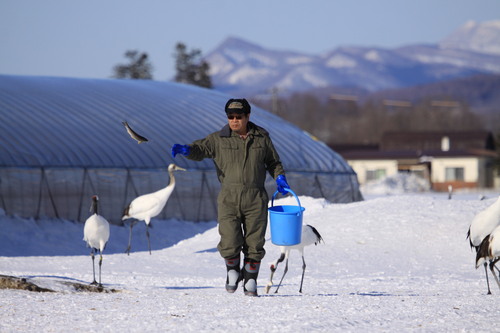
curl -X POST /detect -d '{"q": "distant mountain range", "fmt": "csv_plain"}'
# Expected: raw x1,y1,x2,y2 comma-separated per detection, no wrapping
204,20,500,98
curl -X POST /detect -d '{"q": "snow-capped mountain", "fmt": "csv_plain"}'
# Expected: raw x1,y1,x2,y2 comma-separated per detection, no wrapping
204,20,500,96
440,20,500,55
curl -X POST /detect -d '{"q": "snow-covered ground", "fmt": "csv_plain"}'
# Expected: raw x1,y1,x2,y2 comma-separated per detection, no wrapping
1,175,499,332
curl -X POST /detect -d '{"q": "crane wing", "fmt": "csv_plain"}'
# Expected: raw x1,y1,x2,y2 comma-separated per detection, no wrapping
127,193,165,220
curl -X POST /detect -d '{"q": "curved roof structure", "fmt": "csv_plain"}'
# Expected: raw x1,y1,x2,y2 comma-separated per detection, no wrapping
1,75,356,172
0,75,362,222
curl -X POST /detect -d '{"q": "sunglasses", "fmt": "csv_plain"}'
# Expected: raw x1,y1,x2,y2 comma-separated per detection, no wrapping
227,114,244,120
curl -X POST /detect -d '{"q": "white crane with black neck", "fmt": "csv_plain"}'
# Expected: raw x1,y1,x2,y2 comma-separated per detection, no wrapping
83,195,110,287
467,195,500,294
265,224,323,294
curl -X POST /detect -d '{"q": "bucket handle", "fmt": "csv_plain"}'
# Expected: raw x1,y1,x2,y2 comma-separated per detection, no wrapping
271,189,302,211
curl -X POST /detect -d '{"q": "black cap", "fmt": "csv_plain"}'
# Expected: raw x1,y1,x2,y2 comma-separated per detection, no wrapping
225,98,251,114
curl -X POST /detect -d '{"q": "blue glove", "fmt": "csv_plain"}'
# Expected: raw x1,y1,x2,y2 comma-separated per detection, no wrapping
171,144,190,158
276,175,290,195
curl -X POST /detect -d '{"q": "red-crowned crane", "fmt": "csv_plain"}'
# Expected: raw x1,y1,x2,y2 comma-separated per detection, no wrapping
122,163,186,255
83,195,110,287
474,223,500,293
467,195,500,294
265,224,323,294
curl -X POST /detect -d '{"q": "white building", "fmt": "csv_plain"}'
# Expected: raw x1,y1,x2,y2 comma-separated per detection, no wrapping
334,131,498,191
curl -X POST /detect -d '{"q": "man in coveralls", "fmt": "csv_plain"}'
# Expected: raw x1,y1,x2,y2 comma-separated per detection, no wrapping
172,98,290,296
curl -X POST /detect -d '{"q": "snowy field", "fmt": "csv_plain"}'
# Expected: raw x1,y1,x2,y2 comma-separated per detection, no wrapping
1,176,500,332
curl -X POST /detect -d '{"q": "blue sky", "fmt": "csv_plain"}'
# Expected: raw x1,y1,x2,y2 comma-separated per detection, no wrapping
1,0,499,81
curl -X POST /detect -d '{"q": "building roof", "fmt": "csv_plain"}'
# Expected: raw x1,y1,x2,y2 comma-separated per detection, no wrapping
380,131,495,152
340,149,497,160
333,131,497,161
0,75,364,222
0,75,354,175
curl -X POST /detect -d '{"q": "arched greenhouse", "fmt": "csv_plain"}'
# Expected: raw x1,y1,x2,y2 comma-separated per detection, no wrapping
0,75,363,224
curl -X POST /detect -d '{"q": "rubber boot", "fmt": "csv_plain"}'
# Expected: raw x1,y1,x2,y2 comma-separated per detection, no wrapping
243,259,260,297
225,255,241,293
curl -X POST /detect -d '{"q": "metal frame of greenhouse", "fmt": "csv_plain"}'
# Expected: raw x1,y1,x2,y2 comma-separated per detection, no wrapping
0,75,363,224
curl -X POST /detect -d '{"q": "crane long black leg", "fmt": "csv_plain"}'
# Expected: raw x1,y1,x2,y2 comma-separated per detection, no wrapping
275,253,285,269
275,258,289,294
484,262,492,295
125,220,137,255
272,253,286,278
492,261,500,279
98,252,103,287
146,223,151,255
90,249,97,285
489,260,500,292
299,255,307,293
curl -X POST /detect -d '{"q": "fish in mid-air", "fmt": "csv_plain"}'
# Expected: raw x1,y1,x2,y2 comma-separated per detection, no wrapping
122,121,149,144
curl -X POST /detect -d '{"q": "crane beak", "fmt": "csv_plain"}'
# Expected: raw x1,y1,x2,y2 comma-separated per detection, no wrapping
175,166,186,172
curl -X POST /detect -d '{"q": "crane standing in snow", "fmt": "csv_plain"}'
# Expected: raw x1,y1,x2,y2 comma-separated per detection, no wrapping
122,163,186,255
473,227,500,294
467,195,500,294
265,224,323,294
83,195,110,287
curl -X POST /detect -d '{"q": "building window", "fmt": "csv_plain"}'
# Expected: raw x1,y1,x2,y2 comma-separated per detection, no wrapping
445,167,464,181
366,169,386,182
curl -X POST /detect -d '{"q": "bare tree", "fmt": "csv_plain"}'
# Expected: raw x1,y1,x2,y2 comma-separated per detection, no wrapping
494,133,500,176
255,93,486,146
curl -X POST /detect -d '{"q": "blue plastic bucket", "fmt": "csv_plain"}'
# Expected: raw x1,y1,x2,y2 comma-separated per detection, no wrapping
268,189,305,246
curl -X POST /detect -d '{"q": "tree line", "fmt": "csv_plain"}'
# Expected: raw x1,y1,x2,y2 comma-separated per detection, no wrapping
251,93,485,145
112,43,211,88
110,43,499,174
253,93,500,174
